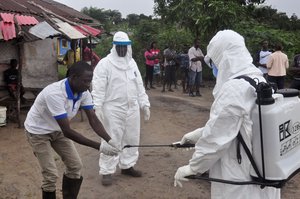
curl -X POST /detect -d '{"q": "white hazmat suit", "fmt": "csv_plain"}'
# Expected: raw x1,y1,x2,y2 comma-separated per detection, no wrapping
92,31,150,175
174,30,280,199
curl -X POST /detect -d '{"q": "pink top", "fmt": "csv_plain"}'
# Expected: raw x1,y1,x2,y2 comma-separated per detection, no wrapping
151,48,160,64
144,50,155,66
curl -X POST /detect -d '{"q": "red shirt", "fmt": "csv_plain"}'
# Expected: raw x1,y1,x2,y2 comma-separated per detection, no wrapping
83,47,101,67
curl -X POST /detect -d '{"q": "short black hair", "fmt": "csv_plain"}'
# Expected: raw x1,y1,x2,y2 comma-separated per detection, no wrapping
274,43,283,51
10,59,18,67
150,41,156,49
68,61,93,77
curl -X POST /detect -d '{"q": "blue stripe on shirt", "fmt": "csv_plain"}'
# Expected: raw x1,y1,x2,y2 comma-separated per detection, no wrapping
81,105,94,110
54,113,68,119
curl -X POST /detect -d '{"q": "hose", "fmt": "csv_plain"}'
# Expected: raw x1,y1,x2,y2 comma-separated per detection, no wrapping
123,143,195,149
186,175,283,188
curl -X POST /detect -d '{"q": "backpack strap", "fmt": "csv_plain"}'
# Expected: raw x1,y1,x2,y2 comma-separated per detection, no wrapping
234,75,264,180
237,132,263,179
234,75,257,89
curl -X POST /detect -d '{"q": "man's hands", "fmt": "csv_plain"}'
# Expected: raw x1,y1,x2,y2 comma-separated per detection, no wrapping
174,165,196,187
100,139,122,156
143,106,150,121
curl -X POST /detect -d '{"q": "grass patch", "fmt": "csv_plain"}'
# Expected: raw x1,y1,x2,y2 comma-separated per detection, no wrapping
58,64,67,80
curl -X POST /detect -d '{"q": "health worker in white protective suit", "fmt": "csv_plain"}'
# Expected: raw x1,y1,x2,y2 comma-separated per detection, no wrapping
173,30,280,199
92,31,151,186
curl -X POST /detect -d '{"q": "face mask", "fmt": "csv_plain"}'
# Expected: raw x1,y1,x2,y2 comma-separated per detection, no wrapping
116,45,128,57
211,62,218,78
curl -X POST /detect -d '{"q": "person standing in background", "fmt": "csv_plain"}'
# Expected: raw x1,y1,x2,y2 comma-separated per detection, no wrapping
82,39,101,68
151,41,161,87
92,31,151,186
3,59,25,102
256,40,272,78
64,40,80,69
188,39,204,97
288,52,300,89
267,43,289,89
144,43,158,90
162,44,177,92
178,45,190,93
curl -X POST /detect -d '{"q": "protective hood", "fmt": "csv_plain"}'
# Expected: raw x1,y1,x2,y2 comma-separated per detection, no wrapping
206,30,262,97
107,31,134,70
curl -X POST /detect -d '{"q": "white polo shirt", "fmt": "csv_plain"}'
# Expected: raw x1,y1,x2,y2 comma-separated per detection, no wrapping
188,46,204,72
24,78,93,134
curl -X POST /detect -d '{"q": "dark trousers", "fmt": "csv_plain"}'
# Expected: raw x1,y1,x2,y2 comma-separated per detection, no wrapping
290,79,300,90
267,75,285,90
145,64,154,87
165,65,176,85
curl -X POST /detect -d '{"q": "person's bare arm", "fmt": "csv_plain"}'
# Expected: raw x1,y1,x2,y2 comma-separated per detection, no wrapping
84,109,111,142
146,53,157,60
191,55,204,62
56,117,100,150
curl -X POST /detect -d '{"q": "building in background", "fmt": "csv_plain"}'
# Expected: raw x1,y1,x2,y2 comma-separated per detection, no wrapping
0,0,102,126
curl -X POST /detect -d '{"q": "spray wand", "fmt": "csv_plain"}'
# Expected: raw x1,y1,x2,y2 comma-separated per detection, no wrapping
123,143,195,149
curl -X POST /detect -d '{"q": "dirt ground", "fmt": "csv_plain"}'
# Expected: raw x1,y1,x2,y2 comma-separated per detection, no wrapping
0,82,299,199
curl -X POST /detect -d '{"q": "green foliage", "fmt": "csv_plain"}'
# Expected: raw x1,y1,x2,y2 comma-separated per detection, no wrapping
247,5,300,30
235,21,300,61
58,64,67,80
133,19,160,46
127,14,140,27
81,7,122,33
154,0,245,38
93,35,113,58
82,1,300,81
156,27,194,51
131,21,194,75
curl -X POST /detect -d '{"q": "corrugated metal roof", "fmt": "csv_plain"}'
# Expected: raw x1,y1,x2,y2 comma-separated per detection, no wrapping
20,25,41,42
73,25,101,37
0,0,100,25
56,22,85,40
0,0,102,42
0,13,14,23
16,15,39,25
0,20,16,40
29,21,60,39
0,12,40,41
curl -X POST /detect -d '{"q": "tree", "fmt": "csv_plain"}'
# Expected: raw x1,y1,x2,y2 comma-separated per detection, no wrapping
105,9,122,24
81,7,108,23
127,14,140,27
81,7,122,33
82,2,300,81
154,0,243,39
237,0,265,5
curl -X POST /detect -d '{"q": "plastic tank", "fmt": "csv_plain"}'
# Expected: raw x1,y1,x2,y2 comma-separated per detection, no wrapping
251,88,300,180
